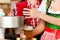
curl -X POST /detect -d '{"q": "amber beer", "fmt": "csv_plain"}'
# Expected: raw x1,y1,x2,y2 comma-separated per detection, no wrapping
24,26,33,40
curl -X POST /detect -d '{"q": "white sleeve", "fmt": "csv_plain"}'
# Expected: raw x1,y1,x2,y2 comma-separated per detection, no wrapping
38,0,46,14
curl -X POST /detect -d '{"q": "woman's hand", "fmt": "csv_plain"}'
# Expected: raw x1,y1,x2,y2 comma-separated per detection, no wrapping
23,7,40,18
20,30,24,38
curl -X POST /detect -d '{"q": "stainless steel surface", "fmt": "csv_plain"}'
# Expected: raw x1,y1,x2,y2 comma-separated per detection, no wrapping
0,16,24,28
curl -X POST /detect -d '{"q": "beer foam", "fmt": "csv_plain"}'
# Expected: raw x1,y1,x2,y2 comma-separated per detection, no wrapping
24,26,33,30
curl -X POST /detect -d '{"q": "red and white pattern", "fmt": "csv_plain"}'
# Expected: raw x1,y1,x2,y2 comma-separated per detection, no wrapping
8,10,14,16
41,31,56,40
41,27,60,40
31,18,39,27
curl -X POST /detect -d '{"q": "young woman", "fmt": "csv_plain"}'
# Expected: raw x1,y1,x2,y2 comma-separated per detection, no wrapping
8,0,45,37
19,0,46,36
23,0,60,40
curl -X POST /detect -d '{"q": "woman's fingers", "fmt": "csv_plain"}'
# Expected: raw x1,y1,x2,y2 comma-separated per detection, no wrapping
23,8,31,11
23,11,31,14
23,11,32,18
23,8,37,18
23,11,31,15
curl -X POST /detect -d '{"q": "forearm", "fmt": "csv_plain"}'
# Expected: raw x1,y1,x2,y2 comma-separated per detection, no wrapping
33,20,45,36
38,13,60,26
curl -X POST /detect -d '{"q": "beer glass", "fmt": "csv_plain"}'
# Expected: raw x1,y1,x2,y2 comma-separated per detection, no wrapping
24,25,33,40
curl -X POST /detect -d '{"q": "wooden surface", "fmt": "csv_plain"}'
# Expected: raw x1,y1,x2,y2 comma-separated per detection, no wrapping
0,3,11,15
11,0,20,1
0,0,11,3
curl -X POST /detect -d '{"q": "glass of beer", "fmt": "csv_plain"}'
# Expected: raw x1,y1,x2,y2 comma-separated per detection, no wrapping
24,25,33,40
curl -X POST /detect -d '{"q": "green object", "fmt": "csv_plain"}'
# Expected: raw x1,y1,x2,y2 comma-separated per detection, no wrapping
0,9,5,16
46,0,60,30
0,13,5,16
